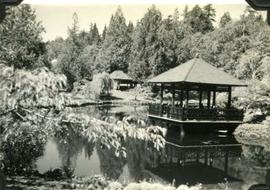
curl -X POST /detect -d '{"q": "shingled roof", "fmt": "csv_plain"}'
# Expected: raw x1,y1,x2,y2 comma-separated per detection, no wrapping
148,58,247,86
110,70,133,81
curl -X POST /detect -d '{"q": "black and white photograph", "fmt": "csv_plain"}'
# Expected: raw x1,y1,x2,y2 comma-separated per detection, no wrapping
0,0,270,189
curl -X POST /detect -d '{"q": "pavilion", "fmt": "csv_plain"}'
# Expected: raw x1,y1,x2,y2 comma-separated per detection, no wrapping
147,58,247,132
110,70,136,90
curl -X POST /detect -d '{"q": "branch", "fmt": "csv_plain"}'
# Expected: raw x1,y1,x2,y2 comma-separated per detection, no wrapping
12,110,26,121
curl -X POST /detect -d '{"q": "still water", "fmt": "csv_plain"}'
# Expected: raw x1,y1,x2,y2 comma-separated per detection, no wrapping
6,105,270,189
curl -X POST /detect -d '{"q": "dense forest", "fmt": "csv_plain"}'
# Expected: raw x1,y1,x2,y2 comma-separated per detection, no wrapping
0,4,270,122
1,5,270,83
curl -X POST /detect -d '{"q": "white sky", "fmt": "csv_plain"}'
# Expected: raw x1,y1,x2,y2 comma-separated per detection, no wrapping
23,0,246,4
20,0,258,41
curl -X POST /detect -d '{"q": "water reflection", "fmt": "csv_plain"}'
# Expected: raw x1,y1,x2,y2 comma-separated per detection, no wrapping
125,138,161,181
2,105,270,189
96,141,126,180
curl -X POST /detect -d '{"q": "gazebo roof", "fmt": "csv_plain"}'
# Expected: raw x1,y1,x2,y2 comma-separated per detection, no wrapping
148,58,247,87
110,70,133,81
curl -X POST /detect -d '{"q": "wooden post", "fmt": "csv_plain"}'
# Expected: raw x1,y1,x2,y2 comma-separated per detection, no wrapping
196,152,199,164
228,86,232,108
160,84,164,116
207,90,211,109
180,90,183,107
199,89,203,108
204,149,208,165
160,84,164,104
186,89,189,108
212,88,216,107
224,151,229,175
172,85,175,107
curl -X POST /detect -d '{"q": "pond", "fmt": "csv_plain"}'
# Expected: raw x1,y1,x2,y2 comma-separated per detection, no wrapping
3,105,270,189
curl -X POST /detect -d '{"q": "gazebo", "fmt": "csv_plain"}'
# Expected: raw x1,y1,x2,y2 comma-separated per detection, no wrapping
147,58,247,132
110,70,136,90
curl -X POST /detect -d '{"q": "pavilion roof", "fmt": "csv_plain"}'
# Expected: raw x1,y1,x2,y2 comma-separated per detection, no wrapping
148,58,247,87
110,70,133,81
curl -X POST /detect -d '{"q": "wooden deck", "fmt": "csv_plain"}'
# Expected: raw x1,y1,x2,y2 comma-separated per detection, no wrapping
148,103,244,125
148,114,243,124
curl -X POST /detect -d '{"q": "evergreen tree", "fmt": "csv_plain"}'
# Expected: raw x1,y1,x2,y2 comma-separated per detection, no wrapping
129,5,162,80
76,44,100,80
101,25,107,42
97,7,131,73
127,21,134,36
57,13,82,90
183,4,215,34
0,5,45,69
88,23,101,45
203,4,216,31
219,12,232,28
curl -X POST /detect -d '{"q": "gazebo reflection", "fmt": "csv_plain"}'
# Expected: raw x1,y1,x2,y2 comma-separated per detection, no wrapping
147,132,243,186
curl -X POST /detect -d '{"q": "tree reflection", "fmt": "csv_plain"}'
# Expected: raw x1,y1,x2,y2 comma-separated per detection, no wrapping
126,138,161,181
96,140,126,180
83,139,95,159
53,123,85,178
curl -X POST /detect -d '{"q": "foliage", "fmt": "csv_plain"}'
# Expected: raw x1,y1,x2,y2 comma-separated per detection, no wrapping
47,37,65,61
56,13,83,89
0,5,46,69
57,113,167,159
131,85,154,101
0,64,67,111
97,7,132,73
76,45,100,80
219,12,232,28
125,182,202,190
234,124,270,151
128,5,162,80
90,72,113,98
234,76,270,123
183,4,216,34
0,64,68,176
1,122,47,175
96,141,126,180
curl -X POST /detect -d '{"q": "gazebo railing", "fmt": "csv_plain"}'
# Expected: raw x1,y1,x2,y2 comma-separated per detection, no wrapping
148,104,244,121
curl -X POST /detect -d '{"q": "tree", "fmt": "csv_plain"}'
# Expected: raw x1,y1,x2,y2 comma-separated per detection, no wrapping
127,21,134,36
90,72,113,98
57,13,83,90
101,25,107,42
76,44,101,80
0,5,46,70
183,4,215,34
97,7,131,73
47,37,65,61
88,23,101,45
129,5,162,80
219,12,232,28
154,13,179,75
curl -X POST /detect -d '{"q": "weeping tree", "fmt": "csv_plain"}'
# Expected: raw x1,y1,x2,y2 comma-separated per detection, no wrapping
90,72,113,99
0,63,68,178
